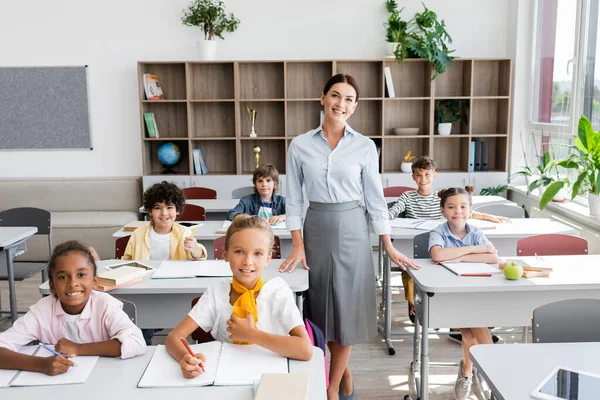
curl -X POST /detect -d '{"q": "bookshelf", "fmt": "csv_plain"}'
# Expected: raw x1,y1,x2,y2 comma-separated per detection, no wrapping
138,58,511,175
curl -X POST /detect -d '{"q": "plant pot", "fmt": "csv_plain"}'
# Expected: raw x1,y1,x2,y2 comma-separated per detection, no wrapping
400,162,413,173
437,123,452,135
197,39,217,61
385,42,399,57
551,187,569,202
589,193,600,218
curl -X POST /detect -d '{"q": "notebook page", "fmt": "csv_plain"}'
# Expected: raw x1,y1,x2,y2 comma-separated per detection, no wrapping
195,260,233,277
152,261,199,279
0,345,37,388
214,343,288,386
10,345,98,386
441,262,500,276
137,342,222,388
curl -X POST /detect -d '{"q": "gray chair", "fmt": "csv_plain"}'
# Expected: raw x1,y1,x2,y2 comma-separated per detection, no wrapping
0,207,51,282
532,299,600,343
231,186,254,199
475,203,526,218
413,232,430,259
120,299,137,325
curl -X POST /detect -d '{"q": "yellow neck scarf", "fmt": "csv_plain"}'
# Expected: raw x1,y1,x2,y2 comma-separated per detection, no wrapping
231,277,264,345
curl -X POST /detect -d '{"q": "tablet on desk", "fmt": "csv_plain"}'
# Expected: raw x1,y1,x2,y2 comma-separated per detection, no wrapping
531,366,600,400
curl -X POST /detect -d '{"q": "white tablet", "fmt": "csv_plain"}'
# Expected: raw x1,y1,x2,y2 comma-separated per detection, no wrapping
531,366,600,400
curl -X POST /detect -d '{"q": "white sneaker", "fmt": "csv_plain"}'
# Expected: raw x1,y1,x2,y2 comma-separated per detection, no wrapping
454,360,475,400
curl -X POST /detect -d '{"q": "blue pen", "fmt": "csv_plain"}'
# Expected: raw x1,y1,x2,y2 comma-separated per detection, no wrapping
40,344,76,367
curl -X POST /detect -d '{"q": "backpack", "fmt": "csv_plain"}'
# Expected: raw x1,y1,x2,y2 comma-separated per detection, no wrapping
304,318,329,389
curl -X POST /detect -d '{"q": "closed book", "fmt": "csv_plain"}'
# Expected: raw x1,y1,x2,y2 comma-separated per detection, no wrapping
192,149,202,175
143,113,157,138
123,221,149,232
151,113,160,138
97,265,148,286
481,141,489,171
469,140,475,172
384,66,395,98
94,277,143,292
143,73,165,100
474,140,482,171
254,373,309,400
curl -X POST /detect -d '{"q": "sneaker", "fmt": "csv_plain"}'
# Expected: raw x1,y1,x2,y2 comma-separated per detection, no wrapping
492,334,500,344
454,360,475,400
448,332,462,344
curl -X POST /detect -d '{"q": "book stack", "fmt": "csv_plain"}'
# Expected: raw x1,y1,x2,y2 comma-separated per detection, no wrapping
143,112,160,138
192,148,208,175
143,73,165,100
95,263,151,292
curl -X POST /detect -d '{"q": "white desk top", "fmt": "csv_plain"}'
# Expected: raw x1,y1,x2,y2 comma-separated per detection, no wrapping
471,342,600,400
407,255,600,293
0,227,38,249
113,220,293,239
39,259,308,295
0,346,326,399
390,218,577,239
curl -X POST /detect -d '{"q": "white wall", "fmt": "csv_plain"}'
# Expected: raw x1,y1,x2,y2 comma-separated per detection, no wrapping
0,0,511,178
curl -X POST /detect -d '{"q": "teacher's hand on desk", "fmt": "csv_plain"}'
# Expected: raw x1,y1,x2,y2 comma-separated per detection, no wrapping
386,246,420,271
279,245,310,273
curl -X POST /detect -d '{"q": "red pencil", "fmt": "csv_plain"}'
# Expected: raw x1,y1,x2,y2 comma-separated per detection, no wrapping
461,273,492,277
180,337,205,372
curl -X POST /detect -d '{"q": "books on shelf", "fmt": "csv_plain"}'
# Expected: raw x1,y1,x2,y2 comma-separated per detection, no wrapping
384,66,396,98
143,73,165,100
137,343,288,388
471,140,489,172
469,140,475,172
192,148,208,175
143,112,160,138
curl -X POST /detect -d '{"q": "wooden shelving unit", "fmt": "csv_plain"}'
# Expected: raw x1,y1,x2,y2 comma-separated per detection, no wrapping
138,58,511,175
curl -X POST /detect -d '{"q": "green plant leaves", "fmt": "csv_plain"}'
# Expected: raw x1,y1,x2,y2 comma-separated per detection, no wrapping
539,181,566,210
182,0,240,40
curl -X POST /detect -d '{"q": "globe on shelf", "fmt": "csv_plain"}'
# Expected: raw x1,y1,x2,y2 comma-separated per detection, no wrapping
157,142,181,174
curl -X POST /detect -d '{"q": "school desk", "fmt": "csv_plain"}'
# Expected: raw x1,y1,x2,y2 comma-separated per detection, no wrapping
113,220,294,259
39,259,308,329
403,255,600,400
471,342,600,400
0,346,326,399
0,226,38,322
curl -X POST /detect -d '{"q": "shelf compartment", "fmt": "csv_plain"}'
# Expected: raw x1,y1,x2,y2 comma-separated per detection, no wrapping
190,102,235,138
187,63,234,100
286,100,322,137
286,62,333,99
139,63,187,100
347,99,382,136
433,137,470,172
190,139,236,174
471,137,508,172
239,62,284,99
384,60,432,98
434,99,470,136
239,101,285,137
143,140,190,175
335,61,382,98
473,60,511,97
240,139,286,174
383,137,430,173
434,60,472,97
384,99,431,136
471,99,509,135
142,102,188,138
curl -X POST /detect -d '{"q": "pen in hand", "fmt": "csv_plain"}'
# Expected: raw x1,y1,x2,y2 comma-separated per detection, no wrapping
180,337,205,372
40,343,77,367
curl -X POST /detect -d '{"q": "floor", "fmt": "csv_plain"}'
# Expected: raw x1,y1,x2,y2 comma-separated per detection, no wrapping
0,266,523,400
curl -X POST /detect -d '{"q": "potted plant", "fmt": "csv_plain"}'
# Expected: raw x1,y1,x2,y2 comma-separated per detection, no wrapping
480,185,509,197
383,0,455,78
181,0,240,60
435,100,468,135
401,151,416,173
539,115,600,216
527,151,569,200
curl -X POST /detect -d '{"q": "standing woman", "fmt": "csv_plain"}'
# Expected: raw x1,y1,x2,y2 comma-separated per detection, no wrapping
280,74,419,400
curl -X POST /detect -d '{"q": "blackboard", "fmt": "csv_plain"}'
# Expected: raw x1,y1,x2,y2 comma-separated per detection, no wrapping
0,66,91,150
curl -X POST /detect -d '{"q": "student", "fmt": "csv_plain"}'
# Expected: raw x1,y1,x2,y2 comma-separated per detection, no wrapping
226,164,286,224
165,215,312,378
0,241,146,376
388,156,508,333
428,187,499,400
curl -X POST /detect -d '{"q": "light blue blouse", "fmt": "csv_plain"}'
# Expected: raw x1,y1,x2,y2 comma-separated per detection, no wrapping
428,221,492,252
285,125,390,235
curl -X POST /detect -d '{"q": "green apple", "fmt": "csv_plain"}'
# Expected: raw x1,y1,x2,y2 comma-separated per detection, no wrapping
503,263,523,280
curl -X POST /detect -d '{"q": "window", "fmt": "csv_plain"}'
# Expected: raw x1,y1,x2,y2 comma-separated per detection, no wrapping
581,0,600,130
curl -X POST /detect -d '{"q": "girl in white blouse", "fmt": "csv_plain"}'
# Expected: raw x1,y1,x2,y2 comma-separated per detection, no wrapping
165,215,313,378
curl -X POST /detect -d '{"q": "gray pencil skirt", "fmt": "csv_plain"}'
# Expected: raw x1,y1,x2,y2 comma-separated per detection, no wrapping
304,201,377,346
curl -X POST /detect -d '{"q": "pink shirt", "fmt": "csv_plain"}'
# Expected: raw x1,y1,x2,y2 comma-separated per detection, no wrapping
0,291,146,359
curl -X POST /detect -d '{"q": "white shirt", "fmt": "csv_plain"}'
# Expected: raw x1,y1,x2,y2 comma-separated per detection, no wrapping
188,277,304,343
64,313,82,343
149,227,171,260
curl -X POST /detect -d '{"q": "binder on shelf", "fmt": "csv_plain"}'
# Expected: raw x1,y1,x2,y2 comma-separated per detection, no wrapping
469,140,475,172
192,149,208,175
384,66,395,98
481,141,489,171
474,140,482,172
143,112,158,138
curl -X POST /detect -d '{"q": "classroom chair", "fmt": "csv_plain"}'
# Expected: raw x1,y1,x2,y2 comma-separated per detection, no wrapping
120,299,138,325
213,235,282,260
231,186,254,199
182,187,217,200
115,235,131,259
178,204,206,222
517,234,588,256
532,298,600,343
383,186,415,197
190,296,216,343
476,203,526,218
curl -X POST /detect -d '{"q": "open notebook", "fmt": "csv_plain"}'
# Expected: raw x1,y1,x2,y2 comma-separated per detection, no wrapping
440,262,500,276
138,343,288,387
1,345,98,387
216,220,286,234
390,218,444,231
151,260,233,279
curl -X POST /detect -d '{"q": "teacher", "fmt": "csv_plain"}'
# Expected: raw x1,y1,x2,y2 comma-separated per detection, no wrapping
280,73,419,400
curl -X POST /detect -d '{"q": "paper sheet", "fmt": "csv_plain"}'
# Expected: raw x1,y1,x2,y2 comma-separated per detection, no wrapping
151,261,201,279
194,260,233,277
441,262,500,276
0,345,37,388
214,343,288,386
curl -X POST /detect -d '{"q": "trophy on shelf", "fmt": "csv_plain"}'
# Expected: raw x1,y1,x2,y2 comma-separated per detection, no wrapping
246,107,258,138
253,145,262,169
